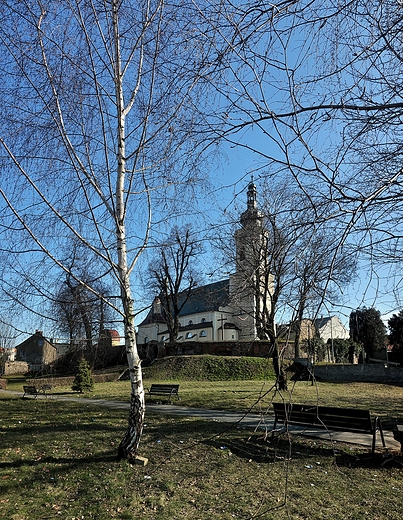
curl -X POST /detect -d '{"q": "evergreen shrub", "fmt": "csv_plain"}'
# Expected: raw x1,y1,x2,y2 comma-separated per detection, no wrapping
72,358,94,393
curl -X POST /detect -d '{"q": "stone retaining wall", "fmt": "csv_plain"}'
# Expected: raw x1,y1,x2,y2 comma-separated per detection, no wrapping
3,361,29,375
314,363,403,383
141,340,275,360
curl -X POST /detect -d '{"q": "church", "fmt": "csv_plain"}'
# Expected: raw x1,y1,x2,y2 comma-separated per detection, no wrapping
136,181,271,345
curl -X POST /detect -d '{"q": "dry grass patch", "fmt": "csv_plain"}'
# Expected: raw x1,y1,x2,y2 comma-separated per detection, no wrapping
1,394,403,520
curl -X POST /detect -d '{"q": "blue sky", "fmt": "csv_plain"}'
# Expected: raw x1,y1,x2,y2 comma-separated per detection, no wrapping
212,138,402,331
2,1,402,343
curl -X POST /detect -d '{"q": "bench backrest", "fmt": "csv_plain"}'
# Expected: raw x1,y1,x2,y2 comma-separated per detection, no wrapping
150,384,179,391
23,386,38,394
273,402,373,433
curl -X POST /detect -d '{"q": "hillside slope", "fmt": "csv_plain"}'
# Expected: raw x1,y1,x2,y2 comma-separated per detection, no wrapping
142,355,275,381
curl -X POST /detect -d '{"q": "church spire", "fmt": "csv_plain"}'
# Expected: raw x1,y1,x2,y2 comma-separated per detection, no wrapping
246,177,257,212
240,177,262,227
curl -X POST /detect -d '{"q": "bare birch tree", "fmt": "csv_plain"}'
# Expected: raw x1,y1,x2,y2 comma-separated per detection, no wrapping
0,0,223,460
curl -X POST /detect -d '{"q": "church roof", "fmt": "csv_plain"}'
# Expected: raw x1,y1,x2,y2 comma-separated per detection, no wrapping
139,279,230,327
138,311,166,326
314,317,331,328
178,279,230,316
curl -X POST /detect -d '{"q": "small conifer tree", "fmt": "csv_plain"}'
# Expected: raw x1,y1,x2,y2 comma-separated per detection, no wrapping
72,358,94,393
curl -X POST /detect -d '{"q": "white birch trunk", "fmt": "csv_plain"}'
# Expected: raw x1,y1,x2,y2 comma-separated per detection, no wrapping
117,294,146,460
112,2,145,460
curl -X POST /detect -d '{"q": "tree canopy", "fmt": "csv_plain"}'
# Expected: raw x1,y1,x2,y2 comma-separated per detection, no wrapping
147,226,202,342
349,308,386,361
388,311,403,364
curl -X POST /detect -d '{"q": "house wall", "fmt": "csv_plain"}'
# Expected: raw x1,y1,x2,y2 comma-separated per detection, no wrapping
319,318,349,343
16,333,57,371
178,326,213,342
43,342,57,365
3,361,29,375
178,310,239,343
137,309,242,344
299,320,315,341
137,322,162,344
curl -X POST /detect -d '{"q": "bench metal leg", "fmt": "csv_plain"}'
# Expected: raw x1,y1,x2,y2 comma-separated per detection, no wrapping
372,417,386,454
271,419,278,440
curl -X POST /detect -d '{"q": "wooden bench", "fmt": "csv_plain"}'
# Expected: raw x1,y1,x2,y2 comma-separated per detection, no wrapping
272,402,385,453
393,425,403,452
23,385,40,398
23,385,52,399
39,384,52,396
147,384,180,403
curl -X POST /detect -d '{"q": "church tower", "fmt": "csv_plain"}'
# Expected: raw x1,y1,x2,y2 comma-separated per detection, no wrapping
229,180,271,340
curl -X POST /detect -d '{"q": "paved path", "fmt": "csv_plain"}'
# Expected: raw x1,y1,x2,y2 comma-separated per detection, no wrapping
2,389,400,451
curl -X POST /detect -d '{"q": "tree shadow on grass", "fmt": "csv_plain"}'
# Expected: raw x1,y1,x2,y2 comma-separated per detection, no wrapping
204,433,338,464
0,450,122,495
1,421,124,452
0,451,119,471
203,430,403,469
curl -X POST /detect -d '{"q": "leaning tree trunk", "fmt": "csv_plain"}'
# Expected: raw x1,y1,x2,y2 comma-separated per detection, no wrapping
265,326,287,391
293,295,307,359
260,324,288,391
272,339,287,391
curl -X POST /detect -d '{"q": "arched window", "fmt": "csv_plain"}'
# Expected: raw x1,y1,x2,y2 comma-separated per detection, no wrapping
188,320,193,325
186,332,193,339
200,330,207,337
201,317,206,323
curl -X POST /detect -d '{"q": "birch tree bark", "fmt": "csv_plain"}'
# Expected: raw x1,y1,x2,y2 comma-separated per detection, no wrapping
0,0,222,460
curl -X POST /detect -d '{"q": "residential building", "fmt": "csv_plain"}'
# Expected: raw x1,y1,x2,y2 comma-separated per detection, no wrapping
15,330,57,372
278,316,349,346
314,315,350,343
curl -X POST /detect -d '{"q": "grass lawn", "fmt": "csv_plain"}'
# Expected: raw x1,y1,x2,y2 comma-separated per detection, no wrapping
11,377,403,428
1,379,403,519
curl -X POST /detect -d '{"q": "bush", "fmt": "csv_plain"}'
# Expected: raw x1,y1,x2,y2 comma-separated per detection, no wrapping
329,339,362,363
302,337,327,362
72,358,94,393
